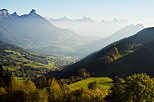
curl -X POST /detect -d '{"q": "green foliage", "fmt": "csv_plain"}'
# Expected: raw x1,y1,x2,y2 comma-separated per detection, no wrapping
106,73,154,102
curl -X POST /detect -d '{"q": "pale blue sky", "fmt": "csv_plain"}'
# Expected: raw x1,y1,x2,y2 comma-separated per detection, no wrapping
1,0,154,22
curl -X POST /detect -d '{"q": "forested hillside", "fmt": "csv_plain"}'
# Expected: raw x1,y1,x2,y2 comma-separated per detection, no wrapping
74,24,144,56
57,27,154,78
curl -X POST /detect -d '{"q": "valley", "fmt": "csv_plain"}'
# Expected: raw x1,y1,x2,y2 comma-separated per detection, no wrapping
0,1,154,101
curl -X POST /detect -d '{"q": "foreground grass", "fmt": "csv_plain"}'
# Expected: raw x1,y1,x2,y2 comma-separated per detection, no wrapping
69,77,112,91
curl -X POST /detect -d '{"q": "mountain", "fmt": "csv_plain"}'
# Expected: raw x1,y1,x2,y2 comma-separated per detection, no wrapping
48,16,94,23
55,27,154,78
101,18,128,23
48,16,74,22
0,9,94,56
73,24,144,56
0,9,10,18
76,16,94,22
48,17,130,38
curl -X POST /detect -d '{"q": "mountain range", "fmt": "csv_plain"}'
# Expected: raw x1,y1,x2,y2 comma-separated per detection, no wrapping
0,9,95,56
48,16,128,23
48,16,94,23
1,9,154,80
47,17,130,37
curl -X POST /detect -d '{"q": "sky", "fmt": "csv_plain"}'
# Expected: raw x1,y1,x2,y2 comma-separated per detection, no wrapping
1,0,154,24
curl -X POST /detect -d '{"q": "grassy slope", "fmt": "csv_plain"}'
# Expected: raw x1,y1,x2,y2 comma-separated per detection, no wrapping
69,77,112,91
2,49,79,71
3,50,55,70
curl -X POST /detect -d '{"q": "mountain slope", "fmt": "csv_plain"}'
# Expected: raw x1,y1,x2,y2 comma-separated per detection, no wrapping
0,41,50,70
0,9,93,56
58,27,154,78
0,41,79,71
74,24,144,56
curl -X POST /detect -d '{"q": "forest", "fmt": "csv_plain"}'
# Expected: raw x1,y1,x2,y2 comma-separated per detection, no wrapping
1,65,154,102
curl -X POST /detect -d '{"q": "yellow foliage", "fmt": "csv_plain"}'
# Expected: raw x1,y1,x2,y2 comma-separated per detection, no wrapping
0,87,7,95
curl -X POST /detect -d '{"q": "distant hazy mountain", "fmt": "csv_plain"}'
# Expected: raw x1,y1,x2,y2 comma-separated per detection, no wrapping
48,16,74,22
48,17,130,37
58,27,154,78
101,18,128,23
0,9,95,56
76,16,94,22
49,17,127,23
48,16,94,23
73,24,144,56
0,9,10,18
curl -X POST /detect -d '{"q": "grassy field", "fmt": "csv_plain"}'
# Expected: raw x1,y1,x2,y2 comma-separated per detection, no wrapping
69,77,112,91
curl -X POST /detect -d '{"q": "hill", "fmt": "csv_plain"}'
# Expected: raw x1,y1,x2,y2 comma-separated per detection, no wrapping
0,41,80,80
57,27,154,78
0,41,79,70
73,24,144,56
69,77,112,90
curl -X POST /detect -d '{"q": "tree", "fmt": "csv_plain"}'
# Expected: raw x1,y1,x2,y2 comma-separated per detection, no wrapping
0,65,12,87
88,81,101,90
106,73,154,102
36,75,47,89
24,80,36,93
111,47,119,57
0,87,7,100
47,78,63,102
78,68,90,78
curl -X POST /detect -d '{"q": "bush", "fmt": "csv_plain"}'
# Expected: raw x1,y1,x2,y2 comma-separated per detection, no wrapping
88,81,101,90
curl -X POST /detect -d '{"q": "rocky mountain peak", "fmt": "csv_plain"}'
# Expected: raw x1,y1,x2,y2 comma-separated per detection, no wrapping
11,12,19,17
29,9,36,15
0,9,10,17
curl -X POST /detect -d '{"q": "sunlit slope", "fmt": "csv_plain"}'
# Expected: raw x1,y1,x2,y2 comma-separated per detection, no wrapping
69,77,112,90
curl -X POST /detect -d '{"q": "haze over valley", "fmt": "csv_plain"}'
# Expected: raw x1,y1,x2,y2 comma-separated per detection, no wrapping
1,0,154,101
